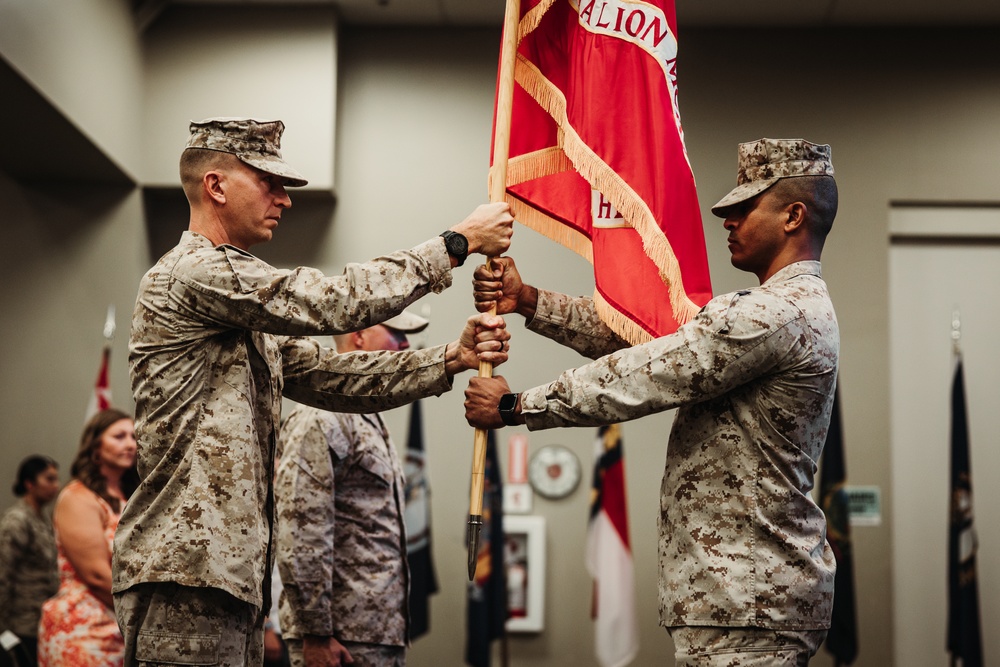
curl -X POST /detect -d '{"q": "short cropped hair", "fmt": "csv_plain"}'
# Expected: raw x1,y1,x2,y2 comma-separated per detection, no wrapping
769,175,838,239
179,148,241,203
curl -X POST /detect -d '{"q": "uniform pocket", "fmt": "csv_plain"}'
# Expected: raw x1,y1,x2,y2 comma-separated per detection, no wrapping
136,631,220,665
680,647,799,666
356,450,393,486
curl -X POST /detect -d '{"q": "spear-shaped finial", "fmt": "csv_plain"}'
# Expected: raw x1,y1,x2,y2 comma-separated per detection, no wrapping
103,304,116,342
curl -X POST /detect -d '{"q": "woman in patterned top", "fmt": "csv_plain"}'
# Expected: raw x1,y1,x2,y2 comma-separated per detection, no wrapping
0,455,61,666
38,408,139,667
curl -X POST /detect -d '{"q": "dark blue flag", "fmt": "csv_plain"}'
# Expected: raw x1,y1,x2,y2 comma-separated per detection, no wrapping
947,357,982,667
465,430,506,666
403,400,439,641
819,385,858,666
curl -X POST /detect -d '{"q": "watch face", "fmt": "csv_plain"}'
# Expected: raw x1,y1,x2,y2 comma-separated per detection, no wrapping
446,231,468,256
528,445,582,500
499,393,518,411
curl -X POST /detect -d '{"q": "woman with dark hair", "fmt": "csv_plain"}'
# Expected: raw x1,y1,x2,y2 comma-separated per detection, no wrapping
0,455,60,666
37,408,138,667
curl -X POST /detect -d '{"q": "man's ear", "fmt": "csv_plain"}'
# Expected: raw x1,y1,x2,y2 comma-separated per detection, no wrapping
204,171,226,204
351,330,367,350
784,201,807,232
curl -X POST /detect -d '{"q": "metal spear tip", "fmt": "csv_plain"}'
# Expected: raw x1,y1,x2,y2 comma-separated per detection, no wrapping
103,304,116,341
466,514,483,581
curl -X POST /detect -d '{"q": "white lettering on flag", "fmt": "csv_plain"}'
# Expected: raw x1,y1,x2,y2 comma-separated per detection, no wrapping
573,0,685,145
592,190,628,229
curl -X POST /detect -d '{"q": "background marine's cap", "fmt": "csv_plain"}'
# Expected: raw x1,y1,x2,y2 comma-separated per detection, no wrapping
185,117,308,187
711,138,833,217
382,310,430,333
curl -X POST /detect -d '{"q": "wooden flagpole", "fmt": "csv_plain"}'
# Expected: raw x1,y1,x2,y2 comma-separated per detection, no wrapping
467,0,521,582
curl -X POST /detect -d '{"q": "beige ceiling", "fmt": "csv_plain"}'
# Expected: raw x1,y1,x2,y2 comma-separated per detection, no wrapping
165,0,1000,27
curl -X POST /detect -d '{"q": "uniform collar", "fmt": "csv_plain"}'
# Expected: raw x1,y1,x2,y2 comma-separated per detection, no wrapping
762,260,822,287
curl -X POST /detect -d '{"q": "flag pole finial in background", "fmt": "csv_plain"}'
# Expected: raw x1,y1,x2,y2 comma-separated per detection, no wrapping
86,304,116,420
103,303,116,342
468,0,520,582
951,308,961,357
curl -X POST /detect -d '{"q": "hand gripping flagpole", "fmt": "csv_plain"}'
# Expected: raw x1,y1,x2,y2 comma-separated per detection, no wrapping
467,0,520,581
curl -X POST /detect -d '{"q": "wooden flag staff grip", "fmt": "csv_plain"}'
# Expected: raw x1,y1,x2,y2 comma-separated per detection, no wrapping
468,0,521,582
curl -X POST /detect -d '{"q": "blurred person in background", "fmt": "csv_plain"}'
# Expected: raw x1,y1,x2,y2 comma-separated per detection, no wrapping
38,408,139,667
0,455,61,666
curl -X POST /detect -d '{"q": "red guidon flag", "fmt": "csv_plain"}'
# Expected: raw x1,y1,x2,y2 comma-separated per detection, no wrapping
492,0,712,343
85,345,112,421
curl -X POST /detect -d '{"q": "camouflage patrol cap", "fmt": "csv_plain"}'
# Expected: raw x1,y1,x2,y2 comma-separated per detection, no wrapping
711,138,833,217
185,117,308,187
382,310,429,333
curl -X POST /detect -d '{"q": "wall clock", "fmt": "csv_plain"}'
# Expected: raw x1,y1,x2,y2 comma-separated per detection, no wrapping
528,445,582,500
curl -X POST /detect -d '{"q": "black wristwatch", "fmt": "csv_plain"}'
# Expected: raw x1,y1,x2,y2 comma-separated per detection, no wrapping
498,392,520,427
440,230,469,267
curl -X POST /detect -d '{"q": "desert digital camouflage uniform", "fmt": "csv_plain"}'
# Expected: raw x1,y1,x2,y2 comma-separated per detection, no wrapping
0,499,59,638
519,260,839,631
114,230,456,620
275,406,409,661
670,626,827,667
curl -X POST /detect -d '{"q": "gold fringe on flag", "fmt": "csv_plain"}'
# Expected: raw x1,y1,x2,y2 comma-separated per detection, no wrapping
594,292,655,345
505,192,594,263
510,54,702,337
490,147,593,259
505,147,574,186
517,0,557,43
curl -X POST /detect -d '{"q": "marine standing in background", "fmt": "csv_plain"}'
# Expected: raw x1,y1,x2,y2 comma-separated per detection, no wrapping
276,311,431,667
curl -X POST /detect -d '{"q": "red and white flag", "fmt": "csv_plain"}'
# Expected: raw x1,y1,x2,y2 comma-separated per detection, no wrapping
85,305,115,420
492,0,712,343
586,424,638,667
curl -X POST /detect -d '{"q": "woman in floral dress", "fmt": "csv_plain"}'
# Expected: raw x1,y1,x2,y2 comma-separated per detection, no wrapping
38,408,139,667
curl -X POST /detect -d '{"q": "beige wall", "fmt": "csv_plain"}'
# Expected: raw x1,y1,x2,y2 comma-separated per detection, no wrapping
2,7,1000,665
142,6,338,190
0,175,146,485
0,0,144,178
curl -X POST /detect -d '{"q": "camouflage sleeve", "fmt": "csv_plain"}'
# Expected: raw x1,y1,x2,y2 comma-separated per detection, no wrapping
278,338,452,413
0,510,27,629
275,408,348,638
167,238,452,337
520,290,808,429
526,289,630,359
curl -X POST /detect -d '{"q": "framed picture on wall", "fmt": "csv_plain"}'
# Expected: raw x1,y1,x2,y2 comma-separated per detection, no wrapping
504,514,546,633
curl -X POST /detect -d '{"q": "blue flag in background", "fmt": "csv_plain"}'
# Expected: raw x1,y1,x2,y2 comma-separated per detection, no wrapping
946,357,982,667
403,400,439,640
819,385,858,666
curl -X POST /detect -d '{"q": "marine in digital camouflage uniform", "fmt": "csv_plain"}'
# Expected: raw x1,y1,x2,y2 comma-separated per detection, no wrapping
112,118,513,667
275,312,430,667
465,138,840,666
0,456,61,665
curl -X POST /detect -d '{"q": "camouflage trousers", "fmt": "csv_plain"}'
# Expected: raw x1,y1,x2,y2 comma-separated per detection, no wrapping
114,582,264,666
667,627,827,667
285,638,405,667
